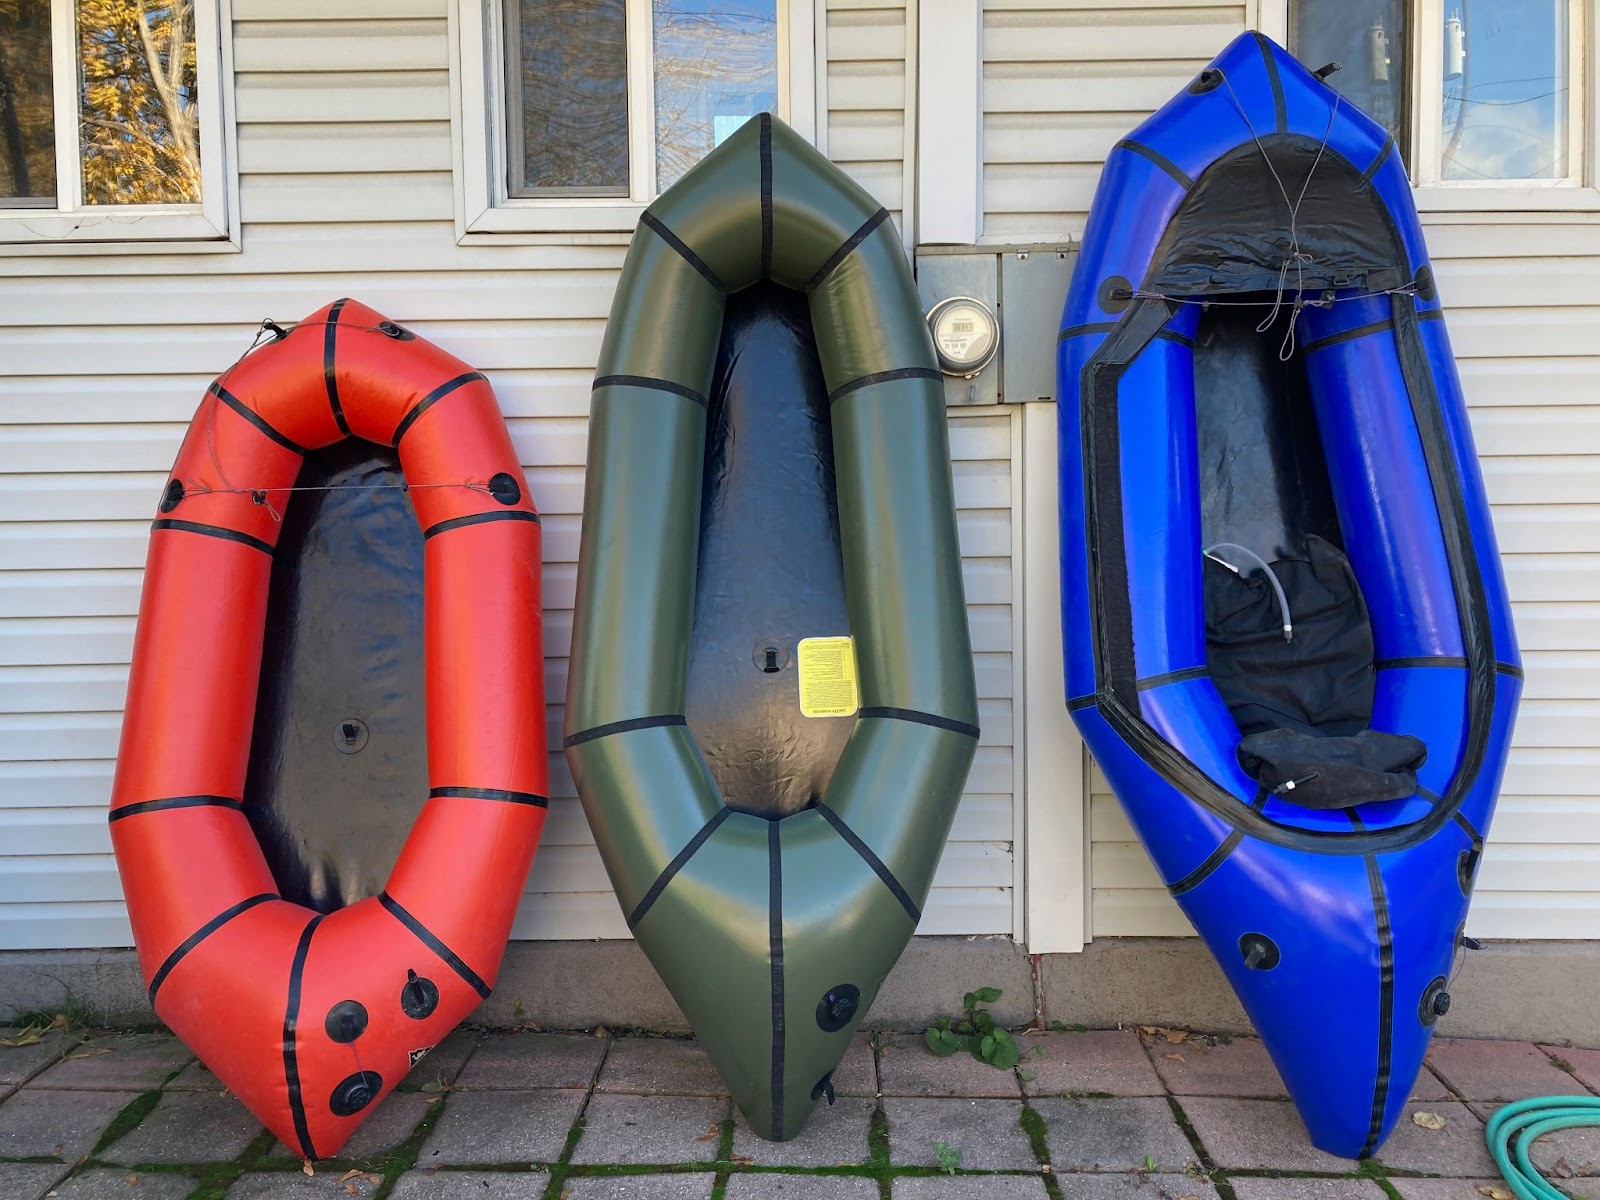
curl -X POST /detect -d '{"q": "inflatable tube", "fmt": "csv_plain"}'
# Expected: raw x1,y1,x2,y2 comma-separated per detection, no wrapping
566,114,978,1140
110,299,546,1159
1058,34,1520,1158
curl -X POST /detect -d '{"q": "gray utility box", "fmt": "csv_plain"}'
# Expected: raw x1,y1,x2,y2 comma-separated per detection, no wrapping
914,242,1078,406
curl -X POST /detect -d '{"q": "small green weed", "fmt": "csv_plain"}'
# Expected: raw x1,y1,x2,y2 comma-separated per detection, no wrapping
1142,1154,1157,1172
934,1140,963,1175
1047,1020,1087,1033
924,987,1020,1070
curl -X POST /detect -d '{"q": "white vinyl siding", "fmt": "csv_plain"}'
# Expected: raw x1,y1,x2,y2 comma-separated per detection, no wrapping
0,0,1026,951
826,0,913,238
981,1,1249,244
982,2,1600,943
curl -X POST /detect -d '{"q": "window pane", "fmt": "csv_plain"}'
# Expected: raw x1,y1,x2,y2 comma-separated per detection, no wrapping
1441,0,1568,181
509,0,628,196
1289,0,1409,161
653,0,777,192
0,0,56,205
78,0,200,204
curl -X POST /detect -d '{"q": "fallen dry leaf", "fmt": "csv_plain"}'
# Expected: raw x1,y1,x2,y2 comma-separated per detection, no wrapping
693,1123,720,1143
1476,1187,1514,1200
1163,1053,1186,1062
302,1159,315,1177
337,1171,363,1184
1412,1110,1447,1131
730,1154,754,1165
1166,1030,1188,1044
66,1047,111,1060
124,1175,138,1186
1,1026,45,1048
1553,1157,1575,1179
593,1026,609,1038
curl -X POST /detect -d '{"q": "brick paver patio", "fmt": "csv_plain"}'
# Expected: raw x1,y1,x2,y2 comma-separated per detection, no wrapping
1,1022,1595,1199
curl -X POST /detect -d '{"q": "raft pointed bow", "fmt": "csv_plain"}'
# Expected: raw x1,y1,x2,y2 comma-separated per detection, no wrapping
566,113,979,1140
111,300,546,1158
1057,35,1520,1158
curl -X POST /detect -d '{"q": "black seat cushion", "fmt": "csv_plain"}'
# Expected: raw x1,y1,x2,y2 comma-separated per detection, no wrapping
1237,727,1428,808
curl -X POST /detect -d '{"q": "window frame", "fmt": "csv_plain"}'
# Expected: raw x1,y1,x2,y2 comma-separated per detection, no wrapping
450,0,819,242
1258,0,1599,213
0,0,238,250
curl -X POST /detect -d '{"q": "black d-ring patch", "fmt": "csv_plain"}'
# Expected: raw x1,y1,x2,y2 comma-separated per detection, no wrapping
488,473,521,505
1189,68,1223,94
1098,276,1134,315
1414,265,1437,302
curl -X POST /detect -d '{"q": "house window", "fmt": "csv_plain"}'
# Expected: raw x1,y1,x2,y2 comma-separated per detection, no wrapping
1282,0,1591,210
1289,1,1411,160
455,0,809,238
0,0,232,245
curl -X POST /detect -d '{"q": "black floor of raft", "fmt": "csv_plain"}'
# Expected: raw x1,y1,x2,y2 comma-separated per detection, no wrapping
685,283,855,820
1193,299,1342,561
244,440,429,912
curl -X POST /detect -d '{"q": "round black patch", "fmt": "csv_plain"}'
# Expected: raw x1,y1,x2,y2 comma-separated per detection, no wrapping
401,969,440,1020
160,479,185,513
1457,847,1481,896
1237,933,1281,971
488,472,522,506
324,1000,368,1044
1098,276,1134,315
329,1070,384,1117
1419,976,1451,1026
1414,265,1437,302
815,983,861,1032
1189,68,1224,95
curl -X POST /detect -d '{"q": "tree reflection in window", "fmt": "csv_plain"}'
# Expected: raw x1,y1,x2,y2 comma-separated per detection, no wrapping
0,0,56,204
510,0,628,195
653,0,776,192
78,0,200,204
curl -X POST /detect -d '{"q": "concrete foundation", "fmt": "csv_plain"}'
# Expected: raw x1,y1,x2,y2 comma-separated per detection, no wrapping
2,936,1595,1046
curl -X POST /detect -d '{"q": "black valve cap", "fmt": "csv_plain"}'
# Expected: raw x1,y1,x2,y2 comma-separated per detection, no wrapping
401,969,440,1020
1238,932,1281,971
160,479,185,513
329,1070,383,1117
1419,975,1451,1026
324,1000,368,1044
815,984,861,1033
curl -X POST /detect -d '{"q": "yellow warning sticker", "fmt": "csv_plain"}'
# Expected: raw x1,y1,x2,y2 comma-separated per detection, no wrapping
797,636,860,718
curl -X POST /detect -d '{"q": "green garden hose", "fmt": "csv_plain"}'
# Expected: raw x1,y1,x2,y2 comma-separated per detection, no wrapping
1487,1095,1600,1200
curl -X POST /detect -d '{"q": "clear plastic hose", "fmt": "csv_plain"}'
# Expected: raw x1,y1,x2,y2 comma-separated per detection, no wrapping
1205,542,1293,642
